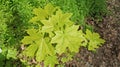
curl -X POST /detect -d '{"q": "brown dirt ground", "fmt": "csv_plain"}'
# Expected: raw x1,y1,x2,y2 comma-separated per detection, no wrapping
67,0,120,67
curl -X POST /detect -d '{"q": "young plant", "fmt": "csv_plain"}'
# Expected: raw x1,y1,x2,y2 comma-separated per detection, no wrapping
21,3,105,67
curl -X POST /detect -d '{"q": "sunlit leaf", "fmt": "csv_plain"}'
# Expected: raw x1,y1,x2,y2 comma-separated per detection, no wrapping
85,29,105,51
44,55,58,67
51,25,86,54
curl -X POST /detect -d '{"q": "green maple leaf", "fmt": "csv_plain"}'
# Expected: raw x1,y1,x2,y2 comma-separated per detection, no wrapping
36,38,55,62
21,29,41,57
54,9,73,28
22,43,38,57
30,3,58,24
44,55,58,67
41,20,55,33
21,29,42,44
21,29,55,61
85,29,105,51
44,3,58,17
51,25,86,55
41,9,73,33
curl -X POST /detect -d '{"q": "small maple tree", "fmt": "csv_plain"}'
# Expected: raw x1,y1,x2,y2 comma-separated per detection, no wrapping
21,3,105,67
